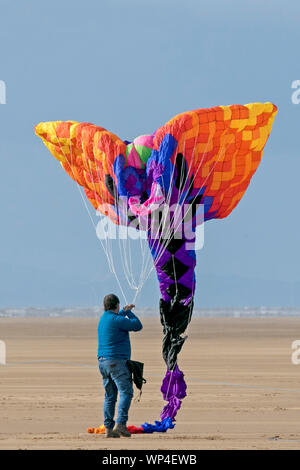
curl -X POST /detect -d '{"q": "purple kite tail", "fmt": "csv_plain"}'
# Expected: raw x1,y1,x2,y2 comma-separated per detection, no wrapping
140,365,187,433
160,365,187,421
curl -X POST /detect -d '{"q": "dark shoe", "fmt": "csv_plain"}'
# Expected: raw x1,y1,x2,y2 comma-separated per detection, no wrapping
115,423,131,437
105,427,120,438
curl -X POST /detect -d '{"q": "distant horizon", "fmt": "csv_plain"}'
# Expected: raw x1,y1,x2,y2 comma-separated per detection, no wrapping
1,306,300,319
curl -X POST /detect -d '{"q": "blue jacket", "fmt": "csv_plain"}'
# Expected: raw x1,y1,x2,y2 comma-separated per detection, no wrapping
97,309,143,360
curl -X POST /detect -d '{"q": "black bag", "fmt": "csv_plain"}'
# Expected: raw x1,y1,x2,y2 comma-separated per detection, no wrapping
126,360,146,400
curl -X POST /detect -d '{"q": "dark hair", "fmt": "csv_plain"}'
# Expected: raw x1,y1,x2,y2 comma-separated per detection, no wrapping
103,294,120,311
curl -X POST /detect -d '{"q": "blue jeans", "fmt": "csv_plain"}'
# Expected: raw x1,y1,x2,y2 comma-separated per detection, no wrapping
98,358,133,429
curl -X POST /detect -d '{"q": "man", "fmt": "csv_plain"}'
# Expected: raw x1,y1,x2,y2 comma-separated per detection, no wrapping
98,293,143,438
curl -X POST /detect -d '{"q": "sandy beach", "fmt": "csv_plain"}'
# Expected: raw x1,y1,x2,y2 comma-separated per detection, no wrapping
0,316,300,450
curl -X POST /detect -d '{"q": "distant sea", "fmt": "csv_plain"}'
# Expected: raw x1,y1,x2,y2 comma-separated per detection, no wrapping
1,307,300,318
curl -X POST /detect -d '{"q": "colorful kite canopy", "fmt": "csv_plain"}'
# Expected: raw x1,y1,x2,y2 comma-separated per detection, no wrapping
35,102,277,432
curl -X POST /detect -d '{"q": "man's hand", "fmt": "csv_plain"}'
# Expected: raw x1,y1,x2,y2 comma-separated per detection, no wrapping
123,304,135,312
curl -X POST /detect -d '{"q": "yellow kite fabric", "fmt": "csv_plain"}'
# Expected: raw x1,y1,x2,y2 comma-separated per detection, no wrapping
35,102,277,224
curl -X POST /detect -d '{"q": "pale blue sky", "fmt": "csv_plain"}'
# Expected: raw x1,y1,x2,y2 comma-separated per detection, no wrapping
0,0,299,307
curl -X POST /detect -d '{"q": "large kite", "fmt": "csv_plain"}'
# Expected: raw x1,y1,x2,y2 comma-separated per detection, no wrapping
35,102,277,433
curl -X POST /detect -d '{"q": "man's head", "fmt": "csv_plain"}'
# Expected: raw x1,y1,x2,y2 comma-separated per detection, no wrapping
103,294,120,313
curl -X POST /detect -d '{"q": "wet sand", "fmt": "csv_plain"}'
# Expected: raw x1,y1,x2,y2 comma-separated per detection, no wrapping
0,317,300,449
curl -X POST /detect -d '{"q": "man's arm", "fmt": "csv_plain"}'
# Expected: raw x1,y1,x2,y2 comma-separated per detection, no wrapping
118,304,136,318
114,310,143,332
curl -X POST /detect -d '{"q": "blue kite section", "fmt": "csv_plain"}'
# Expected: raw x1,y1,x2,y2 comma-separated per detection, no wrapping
140,417,175,433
